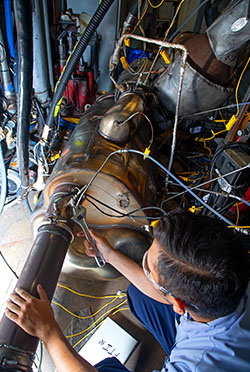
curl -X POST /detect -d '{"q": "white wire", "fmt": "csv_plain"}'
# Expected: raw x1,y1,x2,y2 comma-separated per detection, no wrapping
162,164,250,205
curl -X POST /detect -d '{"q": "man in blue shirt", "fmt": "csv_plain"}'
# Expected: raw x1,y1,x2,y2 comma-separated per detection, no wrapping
6,210,250,371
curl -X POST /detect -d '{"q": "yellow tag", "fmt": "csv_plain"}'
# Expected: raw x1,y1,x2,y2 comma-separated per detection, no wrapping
179,176,189,182
189,206,196,213
226,114,237,131
160,50,171,64
124,38,130,47
120,56,128,69
189,206,202,213
51,153,60,162
151,220,159,228
143,147,151,159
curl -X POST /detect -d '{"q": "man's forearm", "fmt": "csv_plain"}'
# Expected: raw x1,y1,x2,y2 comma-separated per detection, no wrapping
107,248,165,302
43,325,97,372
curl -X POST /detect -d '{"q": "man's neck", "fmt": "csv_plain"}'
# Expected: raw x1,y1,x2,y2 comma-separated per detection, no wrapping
189,311,216,323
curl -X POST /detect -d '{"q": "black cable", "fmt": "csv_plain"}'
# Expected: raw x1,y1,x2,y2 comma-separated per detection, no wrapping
85,195,166,219
86,193,167,216
0,251,19,279
14,0,33,198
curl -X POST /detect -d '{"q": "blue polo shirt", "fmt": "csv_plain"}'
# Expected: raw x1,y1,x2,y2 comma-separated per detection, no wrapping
164,283,250,371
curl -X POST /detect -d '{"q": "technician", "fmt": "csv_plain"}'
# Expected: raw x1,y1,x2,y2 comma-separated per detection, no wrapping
5,210,250,371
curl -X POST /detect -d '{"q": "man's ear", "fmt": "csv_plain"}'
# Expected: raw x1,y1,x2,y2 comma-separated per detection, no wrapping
171,297,186,315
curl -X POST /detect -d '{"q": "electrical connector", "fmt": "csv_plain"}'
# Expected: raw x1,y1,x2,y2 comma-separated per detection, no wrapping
160,50,171,64
124,38,130,47
143,147,151,159
151,220,159,228
120,56,128,70
226,115,237,131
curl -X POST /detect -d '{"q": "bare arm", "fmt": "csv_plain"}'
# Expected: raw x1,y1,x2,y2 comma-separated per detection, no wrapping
5,285,97,372
85,231,165,303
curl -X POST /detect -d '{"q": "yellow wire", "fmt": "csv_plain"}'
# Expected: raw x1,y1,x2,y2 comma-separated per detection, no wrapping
228,225,250,229
202,127,228,157
235,56,250,116
164,0,185,38
68,299,128,339
72,308,130,349
148,0,165,8
232,199,250,207
72,303,129,348
139,24,145,37
132,2,149,33
52,295,124,320
57,283,125,299
203,140,213,157
218,110,225,121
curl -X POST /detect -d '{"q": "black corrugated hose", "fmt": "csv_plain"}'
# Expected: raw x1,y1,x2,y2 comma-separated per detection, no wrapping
14,0,33,199
45,0,115,138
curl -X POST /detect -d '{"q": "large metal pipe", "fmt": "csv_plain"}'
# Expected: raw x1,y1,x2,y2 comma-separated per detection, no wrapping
42,0,54,91
0,223,72,371
0,25,15,102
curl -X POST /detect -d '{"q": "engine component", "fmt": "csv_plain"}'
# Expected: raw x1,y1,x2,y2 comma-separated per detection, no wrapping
206,0,250,66
32,93,156,280
98,92,145,143
151,52,233,120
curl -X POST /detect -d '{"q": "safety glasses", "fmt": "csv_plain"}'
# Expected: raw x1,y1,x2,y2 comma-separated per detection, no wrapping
142,249,200,311
142,250,174,296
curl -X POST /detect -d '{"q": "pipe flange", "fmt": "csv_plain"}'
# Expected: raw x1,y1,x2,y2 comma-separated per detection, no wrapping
38,220,74,243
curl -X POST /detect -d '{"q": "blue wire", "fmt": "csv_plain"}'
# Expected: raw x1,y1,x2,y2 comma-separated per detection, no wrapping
117,149,236,227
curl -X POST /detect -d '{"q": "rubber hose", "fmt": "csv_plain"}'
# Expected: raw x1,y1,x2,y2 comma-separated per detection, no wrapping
14,0,33,198
4,0,15,60
0,142,7,216
129,0,139,17
46,0,115,132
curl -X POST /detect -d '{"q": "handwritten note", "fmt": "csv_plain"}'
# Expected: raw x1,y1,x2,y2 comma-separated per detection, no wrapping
79,317,137,365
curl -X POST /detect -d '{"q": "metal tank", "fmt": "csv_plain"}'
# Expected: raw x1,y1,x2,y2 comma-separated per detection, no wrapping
32,91,156,280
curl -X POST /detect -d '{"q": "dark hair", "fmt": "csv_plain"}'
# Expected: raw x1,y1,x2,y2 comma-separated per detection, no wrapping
153,209,250,318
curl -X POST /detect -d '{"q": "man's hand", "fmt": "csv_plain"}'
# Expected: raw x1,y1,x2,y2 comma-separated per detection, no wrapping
84,230,115,263
5,284,59,342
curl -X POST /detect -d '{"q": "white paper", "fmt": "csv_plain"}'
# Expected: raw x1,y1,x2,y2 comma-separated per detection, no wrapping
79,317,137,365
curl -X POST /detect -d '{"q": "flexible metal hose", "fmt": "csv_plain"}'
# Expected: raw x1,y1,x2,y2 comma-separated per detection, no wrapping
45,0,115,138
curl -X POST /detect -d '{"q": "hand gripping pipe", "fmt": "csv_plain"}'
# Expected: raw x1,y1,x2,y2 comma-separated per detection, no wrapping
14,0,33,200
0,222,73,372
42,0,115,144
